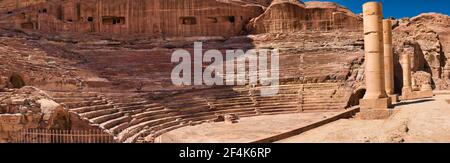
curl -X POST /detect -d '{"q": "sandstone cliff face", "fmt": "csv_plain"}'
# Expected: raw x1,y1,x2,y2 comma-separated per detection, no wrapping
247,0,362,34
0,0,264,37
0,0,45,13
239,0,273,6
393,13,450,89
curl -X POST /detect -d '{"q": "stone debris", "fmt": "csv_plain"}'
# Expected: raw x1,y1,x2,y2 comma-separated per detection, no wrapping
224,114,240,124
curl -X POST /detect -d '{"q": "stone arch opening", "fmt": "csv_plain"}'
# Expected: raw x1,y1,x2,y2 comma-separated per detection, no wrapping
347,88,366,107
9,74,25,88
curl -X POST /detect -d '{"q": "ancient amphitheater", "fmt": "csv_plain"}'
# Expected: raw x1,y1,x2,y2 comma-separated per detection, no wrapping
0,0,449,143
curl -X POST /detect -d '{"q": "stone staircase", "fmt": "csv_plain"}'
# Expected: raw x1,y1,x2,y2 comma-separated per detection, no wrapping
301,83,350,112
251,84,303,115
46,83,351,143
48,91,180,143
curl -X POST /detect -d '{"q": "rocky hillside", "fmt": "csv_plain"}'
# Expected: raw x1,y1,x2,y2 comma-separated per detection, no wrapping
393,13,450,90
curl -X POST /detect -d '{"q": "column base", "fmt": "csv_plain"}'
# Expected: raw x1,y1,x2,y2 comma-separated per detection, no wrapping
359,98,394,120
401,90,434,100
359,97,392,110
388,94,399,103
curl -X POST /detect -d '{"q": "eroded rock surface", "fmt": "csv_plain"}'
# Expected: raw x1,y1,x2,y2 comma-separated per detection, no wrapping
247,0,362,33
0,86,70,142
393,13,450,89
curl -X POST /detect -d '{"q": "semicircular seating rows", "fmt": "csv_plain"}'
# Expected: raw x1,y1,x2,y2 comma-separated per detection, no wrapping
47,83,351,143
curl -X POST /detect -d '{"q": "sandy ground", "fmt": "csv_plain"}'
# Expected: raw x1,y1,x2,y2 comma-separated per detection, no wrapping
277,94,450,143
155,111,345,143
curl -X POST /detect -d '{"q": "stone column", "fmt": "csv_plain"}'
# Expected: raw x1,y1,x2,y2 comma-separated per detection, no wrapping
383,19,394,94
383,19,399,102
360,2,391,110
401,53,413,94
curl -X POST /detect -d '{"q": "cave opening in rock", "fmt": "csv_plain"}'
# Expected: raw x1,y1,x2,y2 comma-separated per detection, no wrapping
347,88,366,107
9,74,25,88
227,16,235,23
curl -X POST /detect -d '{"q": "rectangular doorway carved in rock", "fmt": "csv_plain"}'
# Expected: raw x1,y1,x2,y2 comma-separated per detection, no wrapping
102,16,125,25
180,17,197,25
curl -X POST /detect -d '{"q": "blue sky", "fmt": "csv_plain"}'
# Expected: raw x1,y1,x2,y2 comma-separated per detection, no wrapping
302,0,450,18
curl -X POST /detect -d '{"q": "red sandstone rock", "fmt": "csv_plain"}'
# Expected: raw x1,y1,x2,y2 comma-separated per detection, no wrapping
0,0,264,37
393,13,450,90
412,71,433,91
247,0,362,34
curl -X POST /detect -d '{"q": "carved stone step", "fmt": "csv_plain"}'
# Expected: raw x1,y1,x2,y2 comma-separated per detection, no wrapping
62,100,108,108
302,99,344,103
48,92,99,98
117,103,159,112
71,104,115,113
119,116,180,142
213,98,253,103
91,112,125,124
101,116,132,129
132,109,173,120
256,99,299,104
260,109,299,114
302,103,345,107
54,97,103,103
111,98,147,104
214,101,254,107
110,122,130,135
132,112,180,126
176,105,212,114
256,104,299,110
114,100,152,107
81,108,120,119
213,108,257,116
302,106,342,111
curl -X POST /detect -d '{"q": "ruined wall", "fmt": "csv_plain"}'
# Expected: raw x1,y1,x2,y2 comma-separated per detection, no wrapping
248,0,362,34
0,87,70,142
